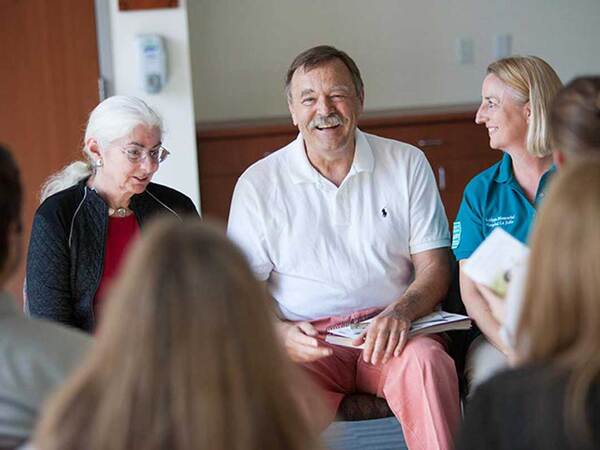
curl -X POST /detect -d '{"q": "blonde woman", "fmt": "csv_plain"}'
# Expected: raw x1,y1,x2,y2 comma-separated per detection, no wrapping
452,56,563,391
31,219,322,450
457,160,600,449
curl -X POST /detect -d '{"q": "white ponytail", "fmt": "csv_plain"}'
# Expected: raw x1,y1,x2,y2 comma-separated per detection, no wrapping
40,161,93,202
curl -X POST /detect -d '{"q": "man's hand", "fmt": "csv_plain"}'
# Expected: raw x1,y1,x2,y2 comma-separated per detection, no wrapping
276,321,333,363
355,309,411,366
351,248,450,366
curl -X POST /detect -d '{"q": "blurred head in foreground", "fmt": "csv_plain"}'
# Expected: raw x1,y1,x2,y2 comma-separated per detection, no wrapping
550,75,600,167
34,218,323,450
518,160,600,442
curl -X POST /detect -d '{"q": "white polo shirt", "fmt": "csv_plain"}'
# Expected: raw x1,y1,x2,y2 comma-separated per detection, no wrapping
227,129,450,321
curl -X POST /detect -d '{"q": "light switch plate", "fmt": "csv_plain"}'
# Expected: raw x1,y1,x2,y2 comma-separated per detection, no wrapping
456,37,475,64
495,34,513,59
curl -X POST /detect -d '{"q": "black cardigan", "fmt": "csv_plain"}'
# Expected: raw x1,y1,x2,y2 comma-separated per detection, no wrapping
26,180,199,332
456,364,600,450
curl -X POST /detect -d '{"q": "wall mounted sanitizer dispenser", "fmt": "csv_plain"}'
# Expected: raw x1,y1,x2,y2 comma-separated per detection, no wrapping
135,34,167,94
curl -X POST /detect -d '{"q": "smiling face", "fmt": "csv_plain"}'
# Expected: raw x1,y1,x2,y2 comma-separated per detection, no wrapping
475,73,530,153
92,124,161,200
287,58,363,161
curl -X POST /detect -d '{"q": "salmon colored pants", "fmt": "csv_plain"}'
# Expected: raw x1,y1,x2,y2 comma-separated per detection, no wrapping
303,310,461,450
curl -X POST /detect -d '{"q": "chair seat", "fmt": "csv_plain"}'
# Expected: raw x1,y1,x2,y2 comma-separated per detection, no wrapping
336,393,394,421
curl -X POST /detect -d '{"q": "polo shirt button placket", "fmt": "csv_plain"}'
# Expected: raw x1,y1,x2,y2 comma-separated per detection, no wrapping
333,187,350,227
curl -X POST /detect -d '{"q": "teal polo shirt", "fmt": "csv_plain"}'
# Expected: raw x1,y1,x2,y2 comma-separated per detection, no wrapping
452,153,555,260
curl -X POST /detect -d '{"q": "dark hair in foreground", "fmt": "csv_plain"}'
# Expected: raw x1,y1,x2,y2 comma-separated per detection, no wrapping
285,45,364,101
34,218,322,450
550,75,600,159
518,161,600,445
0,144,22,275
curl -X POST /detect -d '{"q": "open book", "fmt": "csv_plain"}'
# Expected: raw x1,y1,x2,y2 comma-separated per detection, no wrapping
461,227,529,298
324,311,471,349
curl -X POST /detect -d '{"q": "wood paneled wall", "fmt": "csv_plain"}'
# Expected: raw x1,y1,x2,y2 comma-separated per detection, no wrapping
0,0,100,301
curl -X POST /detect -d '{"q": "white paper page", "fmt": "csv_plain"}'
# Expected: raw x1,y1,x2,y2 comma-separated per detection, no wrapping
500,256,529,349
462,228,530,296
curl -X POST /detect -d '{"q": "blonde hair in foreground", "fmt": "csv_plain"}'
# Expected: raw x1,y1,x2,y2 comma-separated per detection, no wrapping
487,55,562,157
34,218,322,450
517,161,600,443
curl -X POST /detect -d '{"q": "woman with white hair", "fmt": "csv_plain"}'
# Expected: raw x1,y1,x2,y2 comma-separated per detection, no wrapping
26,95,198,332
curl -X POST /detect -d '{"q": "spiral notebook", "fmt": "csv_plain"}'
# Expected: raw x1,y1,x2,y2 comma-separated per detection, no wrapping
325,311,471,349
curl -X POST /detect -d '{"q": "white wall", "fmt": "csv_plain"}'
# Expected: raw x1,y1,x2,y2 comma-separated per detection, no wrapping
108,0,200,210
188,0,600,122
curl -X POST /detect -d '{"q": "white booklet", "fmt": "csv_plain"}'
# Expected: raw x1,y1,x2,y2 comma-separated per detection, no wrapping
461,227,530,298
324,311,471,349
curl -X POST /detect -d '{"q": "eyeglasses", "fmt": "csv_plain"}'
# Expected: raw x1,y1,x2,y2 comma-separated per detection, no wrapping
120,145,170,164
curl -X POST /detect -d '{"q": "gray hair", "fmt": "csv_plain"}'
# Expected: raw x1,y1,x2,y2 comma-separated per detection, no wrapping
284,45,364,103
40,96,163,202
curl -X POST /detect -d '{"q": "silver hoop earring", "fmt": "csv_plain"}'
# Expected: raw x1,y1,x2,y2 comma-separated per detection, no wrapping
95,159,103,168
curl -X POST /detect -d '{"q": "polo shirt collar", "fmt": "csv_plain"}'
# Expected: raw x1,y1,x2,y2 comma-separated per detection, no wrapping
544,164,557,177
289,128,374,184
494,152,514,184
352,129,375,174
494,152,557,184
537,163,557,201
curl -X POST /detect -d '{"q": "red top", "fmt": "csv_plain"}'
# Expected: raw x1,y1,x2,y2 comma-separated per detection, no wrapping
94,214,140,324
